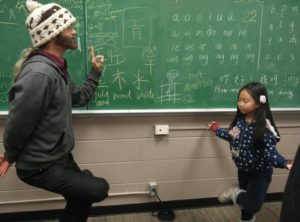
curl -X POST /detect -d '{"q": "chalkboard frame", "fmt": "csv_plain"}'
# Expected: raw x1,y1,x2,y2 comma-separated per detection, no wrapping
0,107,300,117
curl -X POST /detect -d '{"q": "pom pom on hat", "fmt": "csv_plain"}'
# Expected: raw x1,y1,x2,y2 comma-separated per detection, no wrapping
25,0,76,47
26,0,42,13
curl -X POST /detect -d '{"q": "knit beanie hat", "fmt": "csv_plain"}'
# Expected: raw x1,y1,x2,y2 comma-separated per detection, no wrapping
25,0,76,47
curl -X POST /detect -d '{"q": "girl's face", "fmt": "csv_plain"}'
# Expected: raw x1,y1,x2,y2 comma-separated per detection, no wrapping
238,89,259,117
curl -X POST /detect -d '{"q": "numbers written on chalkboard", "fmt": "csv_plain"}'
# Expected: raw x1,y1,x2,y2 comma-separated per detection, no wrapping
242,10,257,23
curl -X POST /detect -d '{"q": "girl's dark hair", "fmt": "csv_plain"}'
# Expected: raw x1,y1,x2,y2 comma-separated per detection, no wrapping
230,82,280,149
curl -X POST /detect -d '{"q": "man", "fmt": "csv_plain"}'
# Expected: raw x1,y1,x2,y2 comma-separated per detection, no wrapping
280,144,300,222
0,0,109,221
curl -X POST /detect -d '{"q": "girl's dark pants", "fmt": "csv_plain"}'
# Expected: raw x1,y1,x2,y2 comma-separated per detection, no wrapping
16,154,109,222
237,168,273,220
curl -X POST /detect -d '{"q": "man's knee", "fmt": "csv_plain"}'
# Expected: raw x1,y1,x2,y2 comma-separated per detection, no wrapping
96,177,110,201
86,177,110,202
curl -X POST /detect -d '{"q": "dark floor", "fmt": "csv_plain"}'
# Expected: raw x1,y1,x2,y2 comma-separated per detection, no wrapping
20,201,281,222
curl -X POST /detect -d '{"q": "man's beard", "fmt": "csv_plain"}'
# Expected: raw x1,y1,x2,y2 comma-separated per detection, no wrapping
55,34,78,50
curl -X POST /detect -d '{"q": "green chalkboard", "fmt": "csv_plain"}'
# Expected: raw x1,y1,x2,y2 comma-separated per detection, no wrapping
86,0,300,110
1,0,300,112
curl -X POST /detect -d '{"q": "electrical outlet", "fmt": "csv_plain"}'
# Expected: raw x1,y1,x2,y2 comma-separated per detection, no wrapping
155,125,169,135
149,182,157,196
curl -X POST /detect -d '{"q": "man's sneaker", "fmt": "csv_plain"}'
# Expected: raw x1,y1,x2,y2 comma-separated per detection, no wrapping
218,183,245,205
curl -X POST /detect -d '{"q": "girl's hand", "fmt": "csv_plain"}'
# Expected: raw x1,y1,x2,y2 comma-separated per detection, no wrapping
89,46,104,73
208,122,220,133
286,160,293,171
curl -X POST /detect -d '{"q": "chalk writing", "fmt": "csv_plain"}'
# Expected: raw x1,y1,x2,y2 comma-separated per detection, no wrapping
123,7,152,47
84,0,299,108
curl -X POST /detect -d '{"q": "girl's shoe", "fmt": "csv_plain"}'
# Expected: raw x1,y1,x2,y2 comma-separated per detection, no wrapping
218,184,246,205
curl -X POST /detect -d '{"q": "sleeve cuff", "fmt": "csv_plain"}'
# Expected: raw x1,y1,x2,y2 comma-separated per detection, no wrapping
90,68,102,79
4,152,15,164
209,122,220,133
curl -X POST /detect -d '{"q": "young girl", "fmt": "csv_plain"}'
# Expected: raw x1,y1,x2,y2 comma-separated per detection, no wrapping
208,82,292,222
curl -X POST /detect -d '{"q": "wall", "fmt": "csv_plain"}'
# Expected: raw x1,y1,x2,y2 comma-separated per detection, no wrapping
0,111,299,213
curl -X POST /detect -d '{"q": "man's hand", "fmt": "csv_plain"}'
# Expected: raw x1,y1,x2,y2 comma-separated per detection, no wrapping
0,154,12,178
89,46,104,73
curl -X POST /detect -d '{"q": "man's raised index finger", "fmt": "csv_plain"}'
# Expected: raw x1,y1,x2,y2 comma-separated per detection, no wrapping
89,46,95,60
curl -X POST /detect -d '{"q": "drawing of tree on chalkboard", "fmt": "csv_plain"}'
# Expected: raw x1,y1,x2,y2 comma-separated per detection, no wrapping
159,70,182,104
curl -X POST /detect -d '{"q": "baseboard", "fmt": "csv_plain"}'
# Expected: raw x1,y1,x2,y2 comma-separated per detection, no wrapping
0,192,283,222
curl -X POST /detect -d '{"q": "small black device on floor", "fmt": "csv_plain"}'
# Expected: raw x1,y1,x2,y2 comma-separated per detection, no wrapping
151,188,176,221
157,209,176,221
